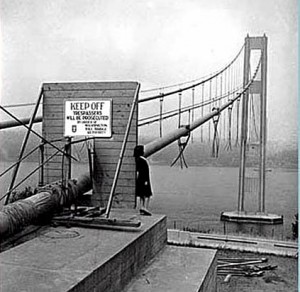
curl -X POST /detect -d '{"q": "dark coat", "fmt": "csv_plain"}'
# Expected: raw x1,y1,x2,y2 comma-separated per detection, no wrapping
136,156,152,198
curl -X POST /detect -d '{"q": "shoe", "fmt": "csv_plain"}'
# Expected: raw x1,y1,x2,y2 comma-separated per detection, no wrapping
140,209,152,216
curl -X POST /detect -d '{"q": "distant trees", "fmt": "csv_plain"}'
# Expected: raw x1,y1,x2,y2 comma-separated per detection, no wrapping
0,130,297,169
0,128,40,162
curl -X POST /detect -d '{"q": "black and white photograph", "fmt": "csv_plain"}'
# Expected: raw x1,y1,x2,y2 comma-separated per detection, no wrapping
0,1,298,291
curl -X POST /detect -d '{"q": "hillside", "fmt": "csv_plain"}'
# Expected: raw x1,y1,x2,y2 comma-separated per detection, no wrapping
0,129,297,169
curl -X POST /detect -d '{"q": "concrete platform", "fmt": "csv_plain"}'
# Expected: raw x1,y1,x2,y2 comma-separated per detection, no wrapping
220,211,284,239
220,211,283,224
0,209,167,292
123,245,217,292
168,230,298,258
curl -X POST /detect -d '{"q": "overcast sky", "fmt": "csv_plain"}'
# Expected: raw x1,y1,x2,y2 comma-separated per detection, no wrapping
0,0,297,144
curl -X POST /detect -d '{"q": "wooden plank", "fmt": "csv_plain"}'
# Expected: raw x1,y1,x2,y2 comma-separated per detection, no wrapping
98,185,135,193
42,132,66,140
93,163,135,172
93,148,134,156
94,159,135,166
43,130,65,138
94,170,135,180
95,156,134,163
43,160,63,168
95,168,135,176
94,156,135,164
43,111,64,119
93,140,136,149
44,158,70,166
110,125,137,133
44,160,63,167
43,156,63,164
42,82,139,91
98,178,136,188
112,129,136,136
94,156,122,164
94,160,134,169
43,120,63,127
43,90,136,99
112,118,138,126
95,134,137,142
42,168,63,176
44,146,65,154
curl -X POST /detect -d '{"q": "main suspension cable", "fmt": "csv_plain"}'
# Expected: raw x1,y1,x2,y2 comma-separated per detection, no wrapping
139,44,245,103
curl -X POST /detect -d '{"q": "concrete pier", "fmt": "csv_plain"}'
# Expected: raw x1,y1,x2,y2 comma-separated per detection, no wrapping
124,245,217,292
0,210,218,292
0,210,167,292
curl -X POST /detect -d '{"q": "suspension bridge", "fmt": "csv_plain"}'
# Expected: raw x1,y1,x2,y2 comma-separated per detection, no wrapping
0,34,287,292
0,34,283,234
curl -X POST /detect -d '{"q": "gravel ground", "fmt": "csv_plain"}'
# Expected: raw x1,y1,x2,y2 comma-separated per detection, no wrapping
216,250,298,292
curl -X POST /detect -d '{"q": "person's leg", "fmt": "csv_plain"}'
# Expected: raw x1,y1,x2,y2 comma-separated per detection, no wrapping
139,197,145,210
145,197,150,210
140,197,151,215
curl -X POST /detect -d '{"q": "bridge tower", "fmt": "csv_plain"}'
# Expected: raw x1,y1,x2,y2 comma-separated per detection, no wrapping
238,34,268,214
221,35,283,237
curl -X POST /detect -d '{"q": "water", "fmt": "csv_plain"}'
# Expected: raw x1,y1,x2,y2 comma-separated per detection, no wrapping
0,162,297,239
150,165,298,239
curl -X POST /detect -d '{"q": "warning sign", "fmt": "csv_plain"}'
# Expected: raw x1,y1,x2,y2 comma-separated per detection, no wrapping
64,100,112,137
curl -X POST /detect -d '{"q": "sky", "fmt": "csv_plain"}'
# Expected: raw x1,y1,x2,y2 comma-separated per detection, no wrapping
0,0,298,145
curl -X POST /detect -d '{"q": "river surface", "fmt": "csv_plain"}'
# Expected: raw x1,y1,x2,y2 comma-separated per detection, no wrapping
0,162,297,239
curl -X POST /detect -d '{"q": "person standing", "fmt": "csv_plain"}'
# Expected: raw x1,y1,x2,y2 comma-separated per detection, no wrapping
134,145,153,216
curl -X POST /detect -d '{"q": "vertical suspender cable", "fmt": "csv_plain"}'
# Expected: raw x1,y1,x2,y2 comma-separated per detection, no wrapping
211,110,220,157
219,74,223,140
223,69,227,140
191,87,195,142
209,79,212,142
201,83,204,142
178,91,182,128
159,94,163,137
215,75,218,107
227,103,233,151
235,95,240,146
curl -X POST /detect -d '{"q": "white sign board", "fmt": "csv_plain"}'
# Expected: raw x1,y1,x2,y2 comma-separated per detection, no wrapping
64,100,112,137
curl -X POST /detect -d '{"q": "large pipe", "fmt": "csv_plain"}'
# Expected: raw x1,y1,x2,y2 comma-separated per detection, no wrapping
0,172,92,239
0,116,43,130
